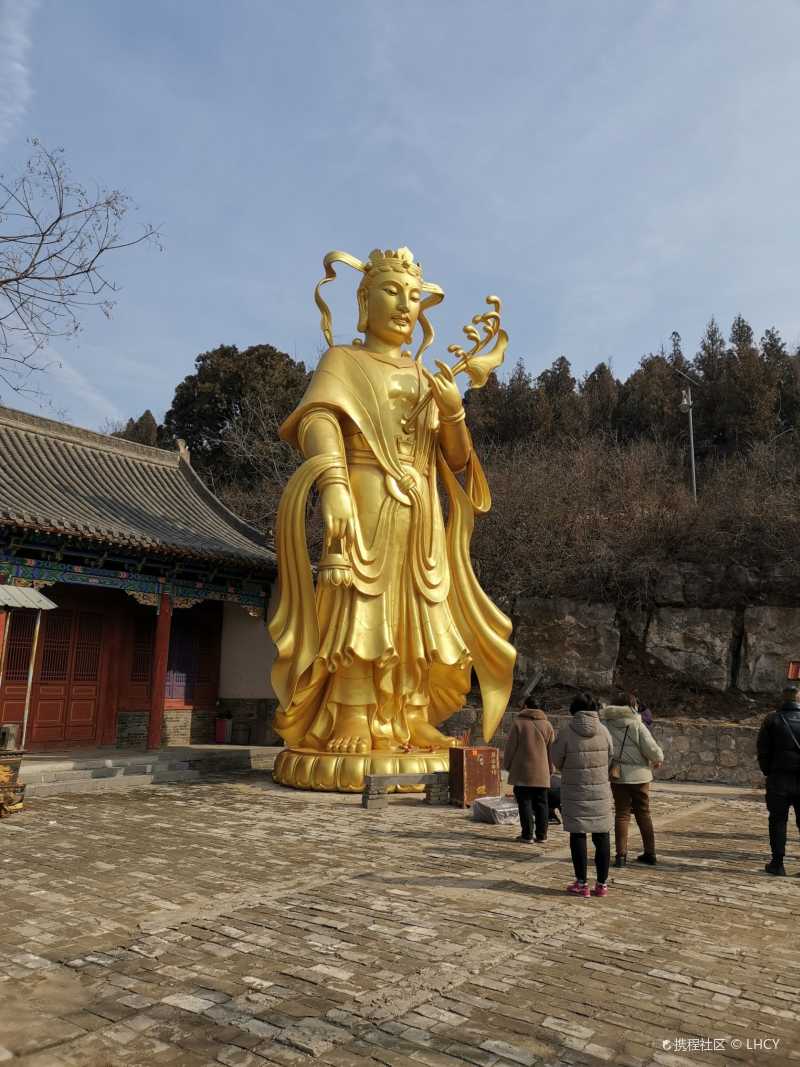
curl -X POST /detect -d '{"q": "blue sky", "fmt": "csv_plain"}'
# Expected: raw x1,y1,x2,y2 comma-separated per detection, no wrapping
1,0,799,429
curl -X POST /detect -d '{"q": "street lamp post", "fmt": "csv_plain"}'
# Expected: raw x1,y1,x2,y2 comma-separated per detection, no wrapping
679,383,697,503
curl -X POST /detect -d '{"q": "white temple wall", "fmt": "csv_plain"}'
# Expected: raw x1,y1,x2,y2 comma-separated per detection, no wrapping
219,589,277,700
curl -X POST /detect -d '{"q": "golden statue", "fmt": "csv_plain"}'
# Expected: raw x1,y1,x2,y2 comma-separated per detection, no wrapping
270,247,516,791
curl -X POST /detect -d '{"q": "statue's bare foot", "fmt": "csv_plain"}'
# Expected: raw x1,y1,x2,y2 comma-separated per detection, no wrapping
326,735,370,754
407,717,459,749
323,707,371,755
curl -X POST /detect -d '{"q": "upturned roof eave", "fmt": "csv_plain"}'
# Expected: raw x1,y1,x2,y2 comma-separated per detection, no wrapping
0,518,276,575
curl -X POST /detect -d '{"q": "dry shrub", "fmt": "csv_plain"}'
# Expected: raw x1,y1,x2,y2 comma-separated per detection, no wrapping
691,441,800,565
474,436,800,606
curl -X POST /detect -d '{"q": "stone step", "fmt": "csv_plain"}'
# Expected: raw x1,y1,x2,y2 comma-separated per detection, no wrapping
22,757,197,781
15,746,281,798
23,768,201,798
27,764,156,784
151,768,202,784
24,756,154,771
22,754,253,774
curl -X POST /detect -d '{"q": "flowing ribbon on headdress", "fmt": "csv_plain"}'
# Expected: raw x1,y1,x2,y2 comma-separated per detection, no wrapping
314,249,445,361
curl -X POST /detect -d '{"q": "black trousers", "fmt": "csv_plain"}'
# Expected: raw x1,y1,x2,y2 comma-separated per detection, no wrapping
513,785,549,841
570,832,611,884
766,790,800,860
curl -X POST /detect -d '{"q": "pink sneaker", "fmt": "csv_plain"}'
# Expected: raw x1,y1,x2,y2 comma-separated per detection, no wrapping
566,881,590,897
591,883,609,897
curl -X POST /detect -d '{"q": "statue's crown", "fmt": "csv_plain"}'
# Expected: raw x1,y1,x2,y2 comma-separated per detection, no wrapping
363,247,422,279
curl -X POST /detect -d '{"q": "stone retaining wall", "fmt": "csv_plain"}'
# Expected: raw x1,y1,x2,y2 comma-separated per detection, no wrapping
116,709,216,747
116,710,148,748
651,718,761,787
216,697,281,745
115,702,281,748
550,714,762,788
443,705,764,788
165,708,216,745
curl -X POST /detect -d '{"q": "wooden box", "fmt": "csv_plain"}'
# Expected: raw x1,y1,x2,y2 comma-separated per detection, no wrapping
449,746,501,808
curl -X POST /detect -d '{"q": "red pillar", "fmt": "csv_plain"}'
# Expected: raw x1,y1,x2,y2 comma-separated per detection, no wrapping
147,592,173,750
100,610,124,746
0,609,8,687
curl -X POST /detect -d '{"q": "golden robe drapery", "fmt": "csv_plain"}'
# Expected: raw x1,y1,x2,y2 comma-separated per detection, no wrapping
269,345,515,747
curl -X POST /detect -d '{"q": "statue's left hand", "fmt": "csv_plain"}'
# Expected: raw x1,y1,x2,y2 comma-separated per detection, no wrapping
424,361,464,420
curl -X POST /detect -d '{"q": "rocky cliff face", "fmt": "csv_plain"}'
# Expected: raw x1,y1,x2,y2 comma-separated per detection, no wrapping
644,607,735,691
513,598,619,690
740,607,800,692
509,569,800,708
441,563,796,782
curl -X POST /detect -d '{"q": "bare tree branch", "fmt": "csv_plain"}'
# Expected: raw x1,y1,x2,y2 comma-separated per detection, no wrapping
0,139,160,395
217,391,332,556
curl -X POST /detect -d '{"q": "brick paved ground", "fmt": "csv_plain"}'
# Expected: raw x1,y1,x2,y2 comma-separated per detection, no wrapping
0,775,798,1067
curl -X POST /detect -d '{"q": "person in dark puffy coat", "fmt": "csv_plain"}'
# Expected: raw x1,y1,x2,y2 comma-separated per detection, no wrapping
503,697,555,844
550,692,614,898
757,685,800,876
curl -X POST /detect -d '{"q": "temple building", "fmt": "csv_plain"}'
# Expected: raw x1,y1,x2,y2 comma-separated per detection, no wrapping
0,406,278,751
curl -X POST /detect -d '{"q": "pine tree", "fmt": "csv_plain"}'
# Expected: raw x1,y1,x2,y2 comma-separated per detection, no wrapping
617,347,684,443
580,362,620,435
761,327,800,433
726,316,778,448
501,361,538,443
536,356,583,440
463,372,504,445
113,409,160,447
691,318,731,456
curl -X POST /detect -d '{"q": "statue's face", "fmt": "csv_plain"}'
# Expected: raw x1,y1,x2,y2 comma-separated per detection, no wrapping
364,271,421,345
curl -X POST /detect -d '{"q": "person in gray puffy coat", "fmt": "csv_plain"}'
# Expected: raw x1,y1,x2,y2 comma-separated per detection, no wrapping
603,694,664,868
550,692,614,898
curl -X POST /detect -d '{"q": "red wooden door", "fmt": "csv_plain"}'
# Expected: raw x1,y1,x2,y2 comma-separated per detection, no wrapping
0,608,106,745
0,611,37,728
35,610,105,744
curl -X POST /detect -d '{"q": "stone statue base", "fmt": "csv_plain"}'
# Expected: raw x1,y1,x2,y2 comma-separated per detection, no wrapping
272,746,453,793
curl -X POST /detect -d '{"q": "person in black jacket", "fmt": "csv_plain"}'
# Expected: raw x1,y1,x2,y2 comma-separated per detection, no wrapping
757,685,800,876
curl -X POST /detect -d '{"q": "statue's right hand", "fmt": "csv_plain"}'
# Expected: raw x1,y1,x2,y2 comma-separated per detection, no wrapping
321,483,355,547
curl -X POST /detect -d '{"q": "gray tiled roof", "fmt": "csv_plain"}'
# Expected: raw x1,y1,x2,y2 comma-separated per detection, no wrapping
0,585,57,609
0,407,276,571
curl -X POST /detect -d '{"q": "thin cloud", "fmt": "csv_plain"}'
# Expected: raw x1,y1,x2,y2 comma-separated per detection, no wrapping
41,350,124,426
0,0,36,146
